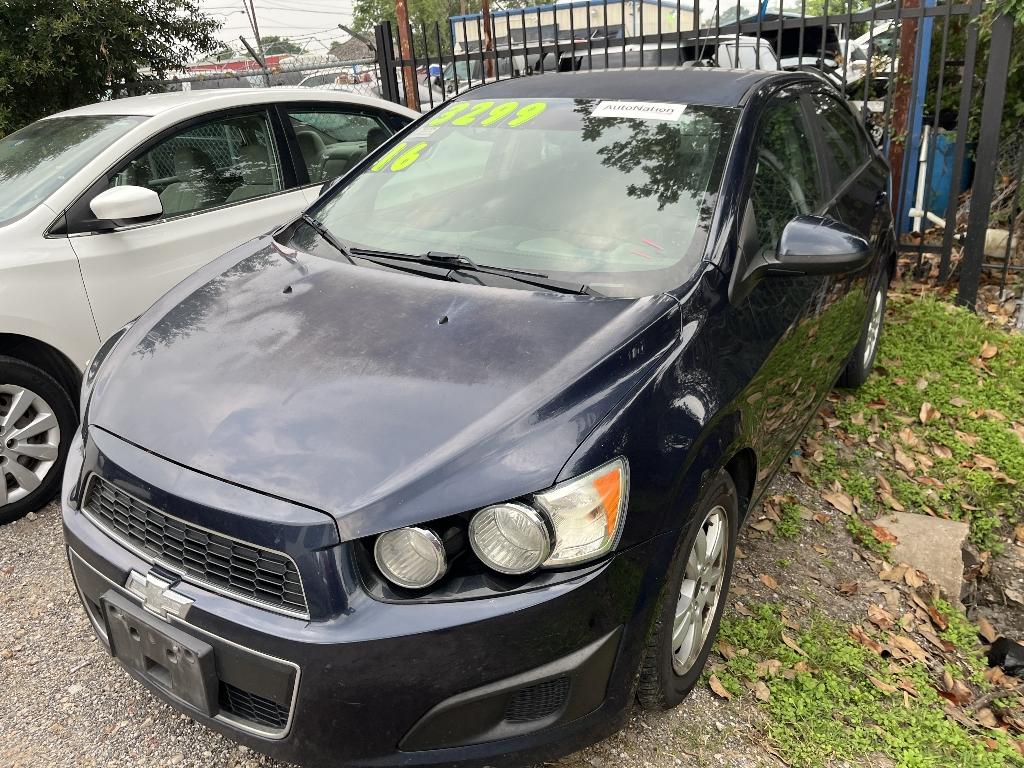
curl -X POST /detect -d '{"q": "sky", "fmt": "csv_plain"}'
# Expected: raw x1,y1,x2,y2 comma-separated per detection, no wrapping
199,0,357,57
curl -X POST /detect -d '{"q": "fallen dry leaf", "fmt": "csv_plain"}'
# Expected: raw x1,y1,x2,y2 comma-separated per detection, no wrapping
977,616,998,644
868,675,898,694
976,707,999,729
880,563,909,582
898,427,919,447
880,491,905,511
753,680,771,702
869,522,899,545
868,604,896,631
894,444,917,473
919,402,941,424
980,340,999,359
837,580,859,595
890,634,929,663
850,624,885,655
718,641,737,660
822,489,855,515
904,568,925,588
709,675,732,700
813,544,828,555
781,632,808,657
932,444,954,460
750,518,775,533
1014,523,1024,545
759,574,779,591
755,659,782,678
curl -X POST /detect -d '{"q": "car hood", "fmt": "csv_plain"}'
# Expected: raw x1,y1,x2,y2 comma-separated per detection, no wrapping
89,238,681,540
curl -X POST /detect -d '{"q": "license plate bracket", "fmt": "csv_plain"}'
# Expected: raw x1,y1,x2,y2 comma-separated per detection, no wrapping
101,589,218,716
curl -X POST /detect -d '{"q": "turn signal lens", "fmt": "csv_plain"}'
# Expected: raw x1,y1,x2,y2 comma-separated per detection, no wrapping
535,458,628,567
469,503,551,575
374,527,447,589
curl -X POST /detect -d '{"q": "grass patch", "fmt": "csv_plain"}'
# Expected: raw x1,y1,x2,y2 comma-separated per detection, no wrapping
808,295,1024,552
715,604,1024,768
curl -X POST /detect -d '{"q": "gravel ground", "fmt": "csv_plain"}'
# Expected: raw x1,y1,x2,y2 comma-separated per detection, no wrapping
0,475,889,768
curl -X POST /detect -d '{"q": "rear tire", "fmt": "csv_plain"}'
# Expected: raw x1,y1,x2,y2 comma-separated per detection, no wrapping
636,470,739,709
839,269,889,389
0,356,76,525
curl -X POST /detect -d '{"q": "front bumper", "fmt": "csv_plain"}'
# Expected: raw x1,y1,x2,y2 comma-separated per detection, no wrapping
62,429,676,768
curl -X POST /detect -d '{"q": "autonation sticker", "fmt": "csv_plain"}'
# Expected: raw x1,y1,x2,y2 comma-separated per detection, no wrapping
590,101,686,121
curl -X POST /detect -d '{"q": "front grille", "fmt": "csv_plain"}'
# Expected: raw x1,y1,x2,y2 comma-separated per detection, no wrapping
504,677,570,722
83,475,307,615
219,681,290,729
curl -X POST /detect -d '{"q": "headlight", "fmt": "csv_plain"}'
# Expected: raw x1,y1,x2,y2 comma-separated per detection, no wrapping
469,503,551,575
80,320,135,421
374,526,447,589
534,457,628,567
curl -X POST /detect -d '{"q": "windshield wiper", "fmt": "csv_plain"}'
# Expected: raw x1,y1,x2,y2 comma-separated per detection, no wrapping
300,213,355,264
348,247,594,295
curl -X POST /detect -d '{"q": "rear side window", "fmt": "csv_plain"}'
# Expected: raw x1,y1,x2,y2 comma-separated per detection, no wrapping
810,92,872,185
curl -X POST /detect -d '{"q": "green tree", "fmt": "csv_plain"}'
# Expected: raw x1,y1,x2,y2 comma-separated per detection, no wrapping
0,0,221,137
260,35,303,55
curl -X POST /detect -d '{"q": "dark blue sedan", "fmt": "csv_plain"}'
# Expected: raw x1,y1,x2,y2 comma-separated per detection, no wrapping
63,68,894,767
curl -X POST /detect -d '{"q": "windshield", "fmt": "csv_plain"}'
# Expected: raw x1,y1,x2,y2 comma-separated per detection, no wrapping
315,98,736,297
0,115,146,226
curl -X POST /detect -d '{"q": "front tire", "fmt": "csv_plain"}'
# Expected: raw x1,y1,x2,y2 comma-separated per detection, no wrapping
0,356,76,525
636,470,739,709
839,269,889,389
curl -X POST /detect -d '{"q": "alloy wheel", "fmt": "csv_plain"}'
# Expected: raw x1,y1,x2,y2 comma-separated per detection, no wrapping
671,505,729,676
863,286,885,369
0,384,61,507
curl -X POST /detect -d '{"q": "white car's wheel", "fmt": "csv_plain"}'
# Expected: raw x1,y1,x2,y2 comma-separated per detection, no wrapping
0,356,76,524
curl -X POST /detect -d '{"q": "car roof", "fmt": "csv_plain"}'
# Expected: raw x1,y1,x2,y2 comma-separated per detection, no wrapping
464,67,801,107
47,88,418,119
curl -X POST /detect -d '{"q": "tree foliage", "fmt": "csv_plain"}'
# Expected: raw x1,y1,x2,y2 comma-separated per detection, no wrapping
0,0,221,137
261,35,303,55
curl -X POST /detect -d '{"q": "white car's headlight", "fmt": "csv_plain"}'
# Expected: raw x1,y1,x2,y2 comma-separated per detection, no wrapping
534,457,628,567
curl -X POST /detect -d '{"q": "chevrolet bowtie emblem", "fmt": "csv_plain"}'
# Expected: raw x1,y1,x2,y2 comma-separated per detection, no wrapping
125,570,193,621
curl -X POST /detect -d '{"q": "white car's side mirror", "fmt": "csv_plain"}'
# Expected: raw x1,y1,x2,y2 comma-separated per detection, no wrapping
89,186,163,225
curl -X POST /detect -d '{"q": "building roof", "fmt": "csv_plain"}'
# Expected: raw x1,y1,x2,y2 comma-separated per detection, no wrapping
468,67,788,107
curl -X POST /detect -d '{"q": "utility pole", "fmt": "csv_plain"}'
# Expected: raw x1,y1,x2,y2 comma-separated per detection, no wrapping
242,0,271,85
394,0,420,110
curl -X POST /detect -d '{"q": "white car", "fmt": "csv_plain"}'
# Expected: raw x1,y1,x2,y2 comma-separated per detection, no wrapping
0,88,417,522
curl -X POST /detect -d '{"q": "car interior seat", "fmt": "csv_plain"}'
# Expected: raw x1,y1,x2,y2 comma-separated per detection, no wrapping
159,146,222,215
225,144,279,203
295,130,327,181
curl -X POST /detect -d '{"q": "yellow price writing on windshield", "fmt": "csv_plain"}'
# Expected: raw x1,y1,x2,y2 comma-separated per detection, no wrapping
429,100,547,128
369,141,429,173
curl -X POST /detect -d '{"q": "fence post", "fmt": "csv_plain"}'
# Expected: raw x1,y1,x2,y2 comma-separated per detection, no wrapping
374,22,401,105
958,11,1014,310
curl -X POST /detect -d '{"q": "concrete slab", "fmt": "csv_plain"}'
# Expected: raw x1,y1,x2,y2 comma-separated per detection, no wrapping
878,512,971,603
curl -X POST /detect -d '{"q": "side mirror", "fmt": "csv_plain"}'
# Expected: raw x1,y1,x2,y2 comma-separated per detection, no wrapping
776,215,873,275
87,186,162,229
730,214,872,304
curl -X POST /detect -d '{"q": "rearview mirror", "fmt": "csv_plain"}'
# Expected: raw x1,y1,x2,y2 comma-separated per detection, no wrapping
730,214,872,304
88,186,162,228
776,215,873,275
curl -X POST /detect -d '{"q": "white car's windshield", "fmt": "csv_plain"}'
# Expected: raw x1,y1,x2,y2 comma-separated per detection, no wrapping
0,115,145,227
315,98,736,297
706,0,804,24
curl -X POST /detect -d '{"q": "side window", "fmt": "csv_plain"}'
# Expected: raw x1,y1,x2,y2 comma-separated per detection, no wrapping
287,109,394,185
749,97,824,253
106,111,282,219
810,92,872,184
